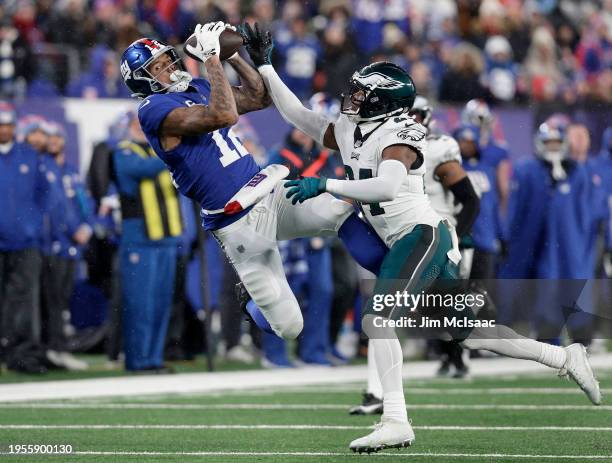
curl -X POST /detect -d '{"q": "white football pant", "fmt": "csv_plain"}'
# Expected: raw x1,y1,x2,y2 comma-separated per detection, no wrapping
212,187,352,339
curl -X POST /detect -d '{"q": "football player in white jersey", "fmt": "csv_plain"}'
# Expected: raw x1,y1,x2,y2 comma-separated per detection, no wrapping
349,96,481,416
244,24,601,454
412,96,481,379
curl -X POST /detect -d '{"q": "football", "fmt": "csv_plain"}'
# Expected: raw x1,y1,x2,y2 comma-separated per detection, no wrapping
183,28,244,62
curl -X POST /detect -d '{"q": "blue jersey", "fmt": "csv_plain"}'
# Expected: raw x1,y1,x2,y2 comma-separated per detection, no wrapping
44,161,95,259
480,139,509,170
0,143,61,251
138,78,261,230
500,158,603,278
464,157,501,254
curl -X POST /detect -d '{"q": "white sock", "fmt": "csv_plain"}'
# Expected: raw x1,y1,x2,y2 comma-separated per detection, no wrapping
371,337,408,423
463,325,567,369
367,339,383,399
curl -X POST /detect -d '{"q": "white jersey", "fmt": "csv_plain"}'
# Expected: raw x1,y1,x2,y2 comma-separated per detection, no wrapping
334,113,441,247
423,133,462,225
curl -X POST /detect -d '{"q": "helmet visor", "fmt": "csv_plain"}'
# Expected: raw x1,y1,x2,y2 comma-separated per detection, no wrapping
341,84,368,116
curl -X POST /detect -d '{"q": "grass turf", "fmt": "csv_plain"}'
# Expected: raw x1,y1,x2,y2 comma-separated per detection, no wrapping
0,371,611,463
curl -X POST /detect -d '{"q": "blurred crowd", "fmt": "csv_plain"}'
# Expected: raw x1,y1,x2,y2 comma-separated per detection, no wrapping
0,0,610,104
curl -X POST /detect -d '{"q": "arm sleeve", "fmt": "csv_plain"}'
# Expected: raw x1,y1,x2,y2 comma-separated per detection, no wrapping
449,176,480,237
325,159,406,203
258,65,331,145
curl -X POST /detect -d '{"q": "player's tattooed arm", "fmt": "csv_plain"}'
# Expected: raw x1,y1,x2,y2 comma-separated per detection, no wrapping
160,56,238,137
226,54,272,114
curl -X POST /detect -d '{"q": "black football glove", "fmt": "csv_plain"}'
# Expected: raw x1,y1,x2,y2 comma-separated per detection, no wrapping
239,22,273,67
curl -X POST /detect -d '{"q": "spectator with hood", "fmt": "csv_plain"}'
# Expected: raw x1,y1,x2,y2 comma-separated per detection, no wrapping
66,46,131,99
482,35,521,102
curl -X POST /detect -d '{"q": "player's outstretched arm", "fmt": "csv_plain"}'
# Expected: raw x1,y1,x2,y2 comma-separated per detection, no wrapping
160,23,238,136
324,146,415,202
285,145,415,205
241,22,338,150
160,55,238,136
226,53,272,114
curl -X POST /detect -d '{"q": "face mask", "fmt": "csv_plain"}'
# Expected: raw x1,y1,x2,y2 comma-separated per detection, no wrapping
167,70,192,93
542,150,567,181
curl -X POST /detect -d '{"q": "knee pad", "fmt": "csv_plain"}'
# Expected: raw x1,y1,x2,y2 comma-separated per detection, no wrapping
277,311,303,340
240,265,281,307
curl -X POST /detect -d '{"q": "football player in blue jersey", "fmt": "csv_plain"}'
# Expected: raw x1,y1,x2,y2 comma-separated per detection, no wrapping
120,22,387,342
461,99,511,214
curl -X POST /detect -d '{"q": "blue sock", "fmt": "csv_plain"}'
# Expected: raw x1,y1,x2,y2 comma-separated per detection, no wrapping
338,213,387,275
246,300,275,335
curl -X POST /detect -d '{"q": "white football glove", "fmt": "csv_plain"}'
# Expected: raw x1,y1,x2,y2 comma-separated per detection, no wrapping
186,21,225,63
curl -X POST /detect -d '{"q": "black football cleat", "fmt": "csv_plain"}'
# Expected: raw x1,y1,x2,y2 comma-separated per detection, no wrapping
349,392,384,415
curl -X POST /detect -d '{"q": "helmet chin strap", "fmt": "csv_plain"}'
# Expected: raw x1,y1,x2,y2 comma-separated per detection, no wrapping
167,70,192,93
347,107,405,124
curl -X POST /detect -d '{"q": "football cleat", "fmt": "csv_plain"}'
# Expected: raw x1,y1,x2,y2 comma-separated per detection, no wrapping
349,416,415,453
559,343,601,405
349,392,384,415
235,282,274,334
452,364,470,380
235,282,252,321
436,359,451,377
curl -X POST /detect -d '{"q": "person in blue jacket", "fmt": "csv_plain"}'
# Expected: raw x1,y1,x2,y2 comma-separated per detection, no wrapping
591,127,612,276
461,99,511,213
274,16,322,100
499,120,606,341
66,46,132,99
0,102,60,373
454,124,502,279
41,121,93,370
113,113,183,372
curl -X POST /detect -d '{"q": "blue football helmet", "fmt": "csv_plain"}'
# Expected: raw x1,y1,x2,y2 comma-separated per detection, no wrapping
461,99,493,130
534,119,568,159
120,38,191,98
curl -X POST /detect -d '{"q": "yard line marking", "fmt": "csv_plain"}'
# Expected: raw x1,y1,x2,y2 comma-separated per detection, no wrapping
216,386,612,395
1,424,611,431
0,403,610,411
12,450,608,459
272,387,612,395
3,387,610,405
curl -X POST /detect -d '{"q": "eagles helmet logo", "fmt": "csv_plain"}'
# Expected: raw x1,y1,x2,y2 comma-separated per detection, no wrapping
356,72,406,91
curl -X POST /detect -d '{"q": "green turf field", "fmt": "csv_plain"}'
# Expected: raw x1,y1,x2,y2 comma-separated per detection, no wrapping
1,371,611,462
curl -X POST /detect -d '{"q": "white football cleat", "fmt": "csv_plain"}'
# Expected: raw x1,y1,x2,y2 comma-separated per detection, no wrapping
560,343,601,405
349,416,415,453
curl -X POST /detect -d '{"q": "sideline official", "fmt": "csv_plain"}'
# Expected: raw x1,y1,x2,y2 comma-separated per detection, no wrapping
113,113,183,372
